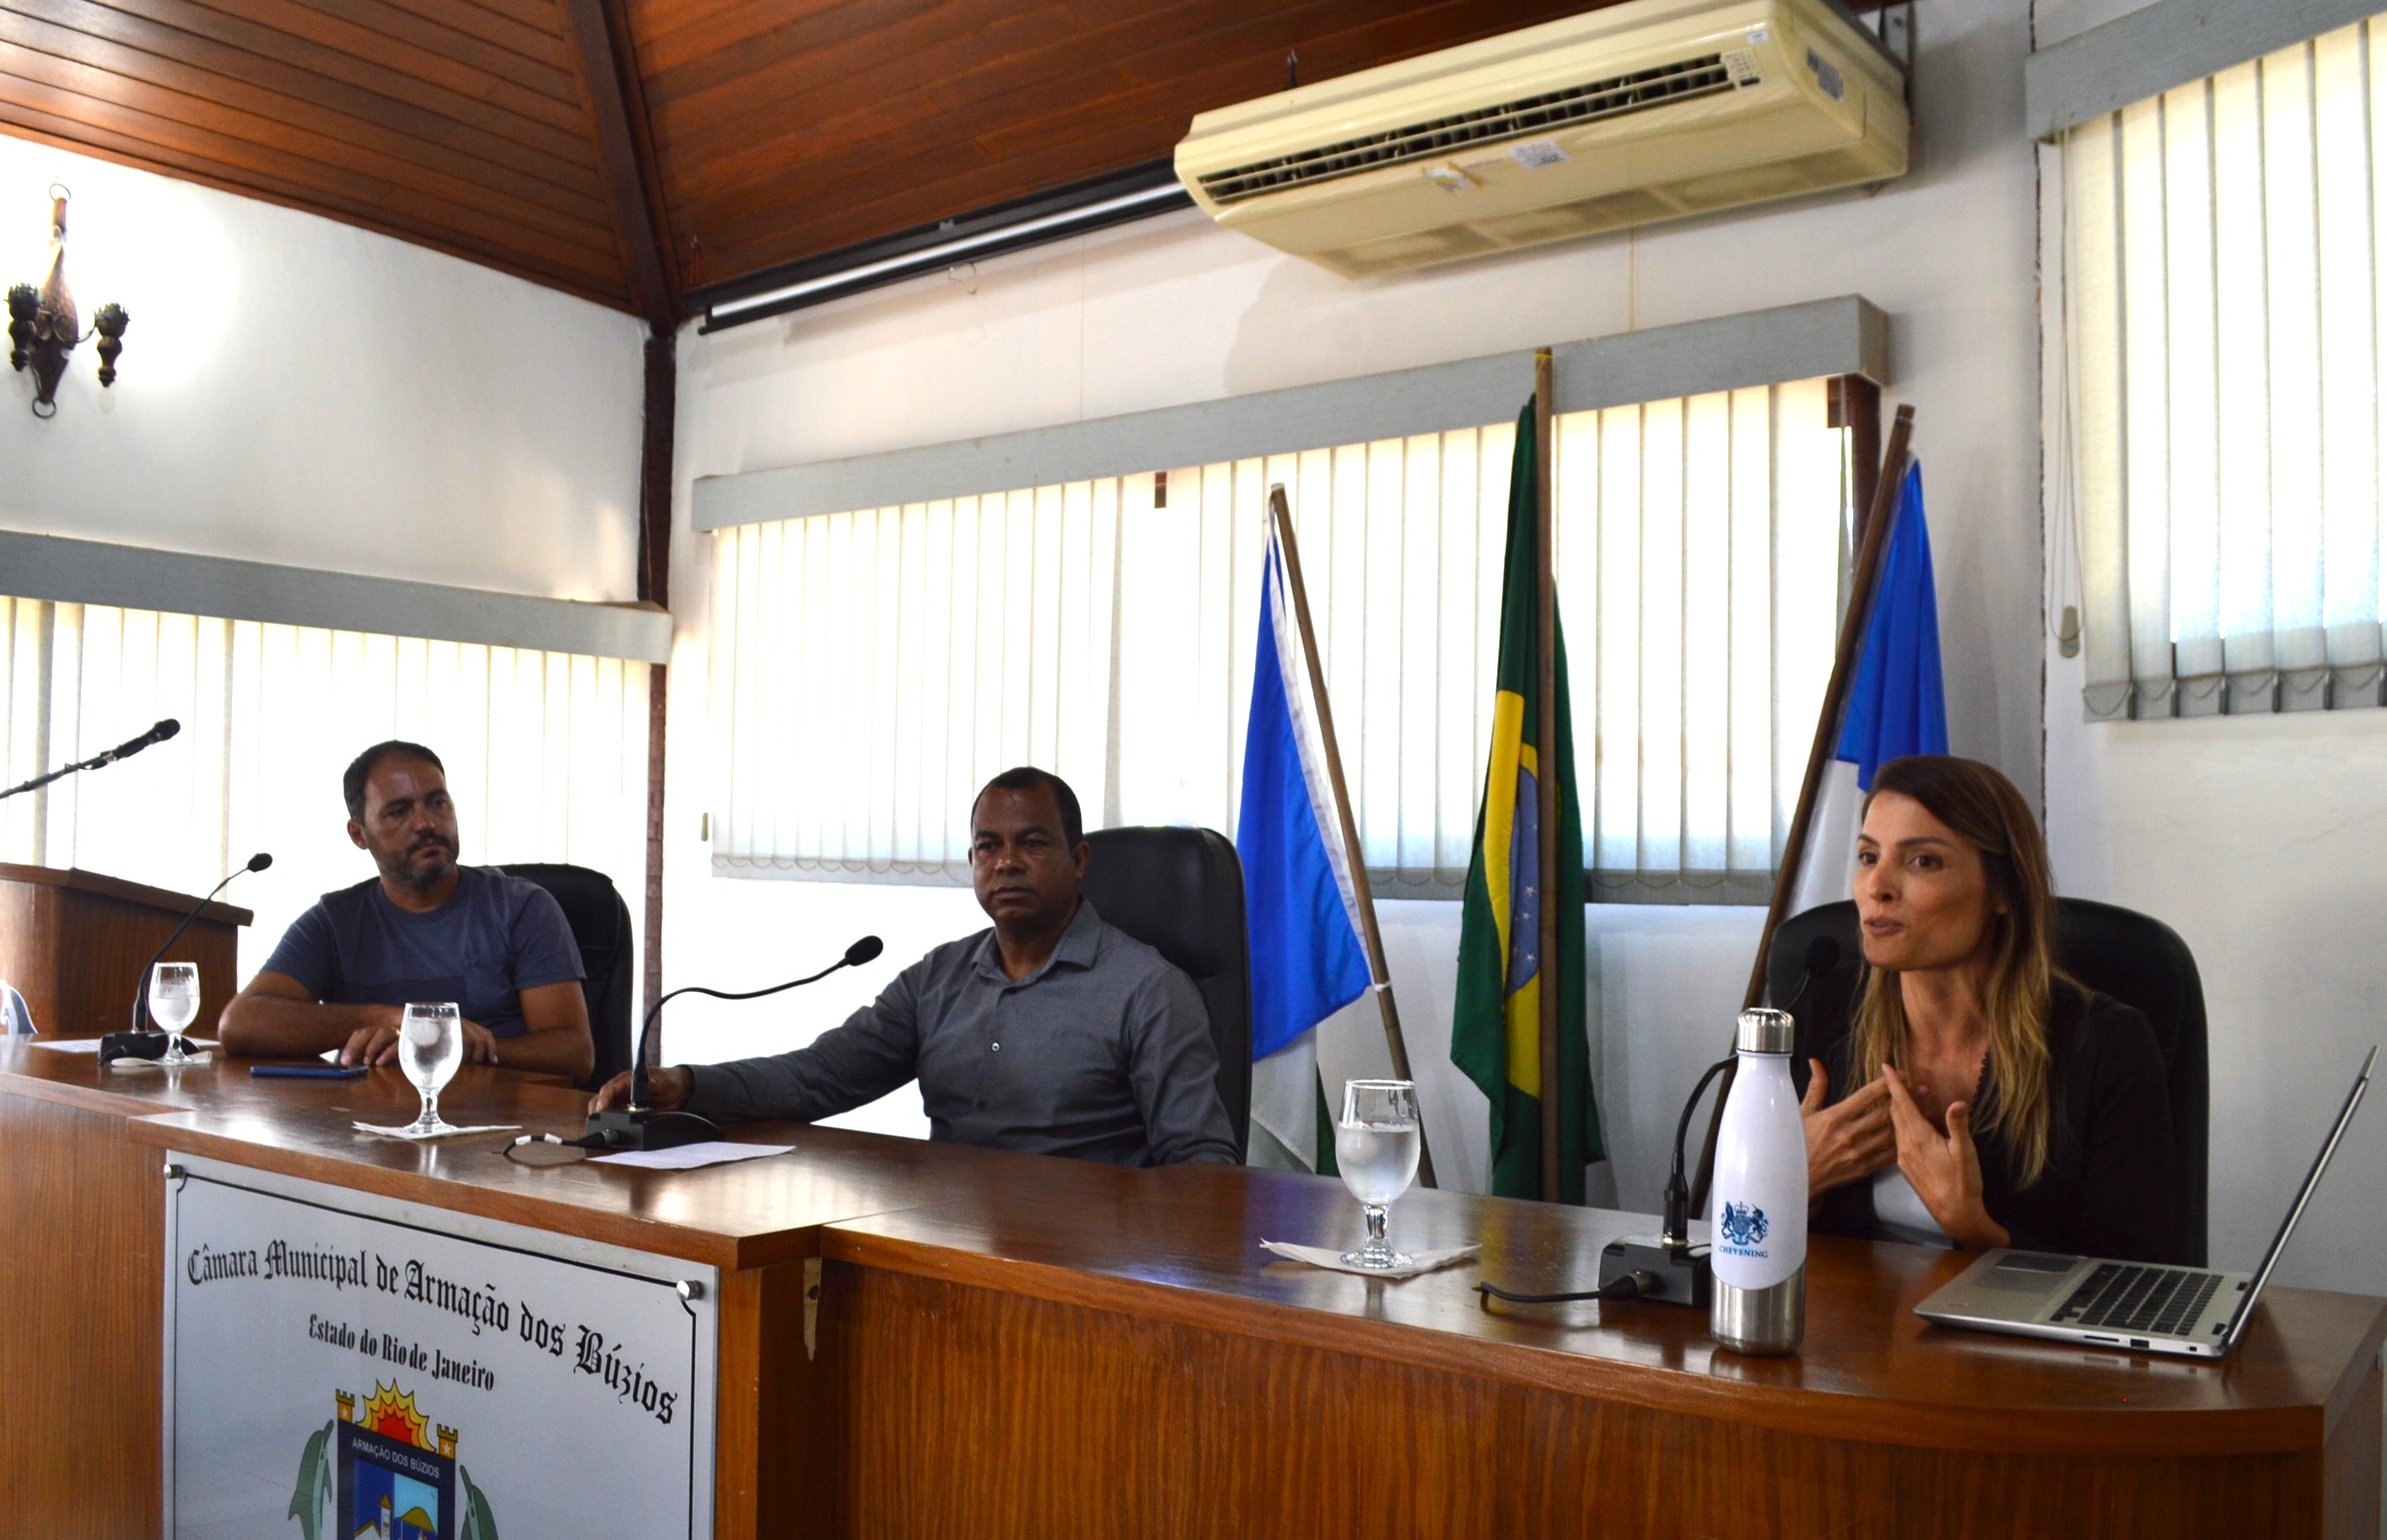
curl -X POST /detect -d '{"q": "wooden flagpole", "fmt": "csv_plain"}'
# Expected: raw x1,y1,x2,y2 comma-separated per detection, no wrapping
1689,403,1915,1212
1739,402,1916,1014
1534,349,1563,1202
1268,484,1437,1189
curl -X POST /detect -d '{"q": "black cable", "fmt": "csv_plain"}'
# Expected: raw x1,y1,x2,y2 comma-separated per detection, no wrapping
1477,1270,1657,1308
1662,1055,1737,1250
1690,937,1842,1213
499,1133,602,1166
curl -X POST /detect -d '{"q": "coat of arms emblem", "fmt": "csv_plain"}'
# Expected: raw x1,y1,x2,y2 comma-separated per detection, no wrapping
285,1382,498,1540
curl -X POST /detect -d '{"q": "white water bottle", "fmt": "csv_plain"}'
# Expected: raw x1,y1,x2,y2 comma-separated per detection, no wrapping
1709,1007,1808,1355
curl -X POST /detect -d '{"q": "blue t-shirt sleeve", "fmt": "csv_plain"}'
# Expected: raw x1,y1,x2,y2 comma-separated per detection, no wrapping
509,885,586,991
259,902,342,1000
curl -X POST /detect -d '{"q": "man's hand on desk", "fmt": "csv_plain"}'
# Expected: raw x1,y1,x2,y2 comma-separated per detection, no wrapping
588,1065,692,1115
339,1015,501,1069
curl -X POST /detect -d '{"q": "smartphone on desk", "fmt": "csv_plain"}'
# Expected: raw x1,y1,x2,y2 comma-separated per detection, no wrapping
250,1063,369,1080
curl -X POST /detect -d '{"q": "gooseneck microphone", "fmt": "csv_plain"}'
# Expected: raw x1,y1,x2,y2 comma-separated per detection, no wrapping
98,851,272,1065
98,717,181,762
1563,937,1841,1311
582,934,886,1152
0,718,181,803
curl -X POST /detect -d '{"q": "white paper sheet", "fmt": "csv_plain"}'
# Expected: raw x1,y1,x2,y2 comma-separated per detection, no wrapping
110,1051,216,1070
590,1141,795,1171
29,1037,216,1055
352,1121,520,1140
1258,1239,1482,1279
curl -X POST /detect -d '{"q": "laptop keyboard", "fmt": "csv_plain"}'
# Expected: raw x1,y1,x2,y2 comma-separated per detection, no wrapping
2053,1263,2224,1337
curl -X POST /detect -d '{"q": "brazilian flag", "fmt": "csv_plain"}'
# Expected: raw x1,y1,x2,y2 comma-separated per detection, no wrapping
1452,397,1602,1202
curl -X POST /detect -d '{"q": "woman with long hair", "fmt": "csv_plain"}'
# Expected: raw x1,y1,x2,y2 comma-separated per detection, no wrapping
1798,755,2181,1262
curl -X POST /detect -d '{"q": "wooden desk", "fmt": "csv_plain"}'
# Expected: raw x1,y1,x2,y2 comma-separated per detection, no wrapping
3,1043,2379,1539
822,1177,2386,1537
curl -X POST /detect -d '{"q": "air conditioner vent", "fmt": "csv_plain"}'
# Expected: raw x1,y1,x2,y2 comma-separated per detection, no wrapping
1196,56,1739,206
1176,0,1910,276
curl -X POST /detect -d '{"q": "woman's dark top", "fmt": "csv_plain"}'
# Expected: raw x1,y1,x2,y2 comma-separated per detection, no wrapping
1801,963,2184,1263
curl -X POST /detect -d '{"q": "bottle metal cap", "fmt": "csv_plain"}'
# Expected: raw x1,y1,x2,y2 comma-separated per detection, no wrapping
1736,1007,1795,1055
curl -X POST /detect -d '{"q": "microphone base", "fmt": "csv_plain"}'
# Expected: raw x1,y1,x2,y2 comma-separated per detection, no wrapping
1598,1233,1713,1308
581,1108,726,1152
97,1031,168,1066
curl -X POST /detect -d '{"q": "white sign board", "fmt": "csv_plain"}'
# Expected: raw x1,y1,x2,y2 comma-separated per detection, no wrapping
164,1155,717,1540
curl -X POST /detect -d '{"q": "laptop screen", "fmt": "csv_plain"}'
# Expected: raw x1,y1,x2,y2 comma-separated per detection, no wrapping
2226,1045,2375,1348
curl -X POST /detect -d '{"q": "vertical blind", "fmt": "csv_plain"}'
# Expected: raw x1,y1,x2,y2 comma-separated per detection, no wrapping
0,596,650,993
2064,14,2387,719
708,379,1848,900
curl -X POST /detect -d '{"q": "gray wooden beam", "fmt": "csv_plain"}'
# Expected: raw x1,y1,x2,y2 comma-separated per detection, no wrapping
2027,0,2383,140
0,529,671,663
693,296,1889,531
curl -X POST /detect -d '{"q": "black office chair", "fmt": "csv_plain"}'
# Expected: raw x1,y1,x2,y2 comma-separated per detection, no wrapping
503,863,636,1094
1767,898,2210,1265
1079,827,1253,1160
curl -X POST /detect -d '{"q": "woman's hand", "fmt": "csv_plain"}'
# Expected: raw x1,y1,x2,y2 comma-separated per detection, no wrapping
1802,1059,1895,1197
1881,1065,2011,1250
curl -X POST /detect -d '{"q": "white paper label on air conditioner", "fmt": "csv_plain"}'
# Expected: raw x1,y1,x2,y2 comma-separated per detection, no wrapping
1509,139,1569,171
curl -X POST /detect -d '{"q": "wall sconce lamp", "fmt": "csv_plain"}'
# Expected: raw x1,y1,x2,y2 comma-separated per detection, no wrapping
7,186,127,419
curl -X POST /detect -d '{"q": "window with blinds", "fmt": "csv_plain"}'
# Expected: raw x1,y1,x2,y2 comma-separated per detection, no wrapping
0,596,650,985
2061,15,2387,719
707,380,1848,899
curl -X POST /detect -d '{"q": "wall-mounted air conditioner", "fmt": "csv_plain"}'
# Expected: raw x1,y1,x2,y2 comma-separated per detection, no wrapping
1174,0,1908,277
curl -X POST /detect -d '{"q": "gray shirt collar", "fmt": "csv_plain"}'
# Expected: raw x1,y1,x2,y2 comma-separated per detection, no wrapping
969,897,1105,987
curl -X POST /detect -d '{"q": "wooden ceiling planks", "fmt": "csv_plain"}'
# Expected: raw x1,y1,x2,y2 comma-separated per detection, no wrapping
0,2,1908,315
632,0,1601,289
0,0,633,307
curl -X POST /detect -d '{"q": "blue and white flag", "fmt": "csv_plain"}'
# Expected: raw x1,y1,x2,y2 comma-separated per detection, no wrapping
1791,460,1949,915
1238,514,1373,1170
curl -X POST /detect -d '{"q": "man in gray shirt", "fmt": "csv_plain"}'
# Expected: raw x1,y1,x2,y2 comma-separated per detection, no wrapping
591,767,1238,1167
218,740,591,1081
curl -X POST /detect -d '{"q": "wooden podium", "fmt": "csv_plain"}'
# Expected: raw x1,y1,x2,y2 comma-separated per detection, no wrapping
0,864,251,1037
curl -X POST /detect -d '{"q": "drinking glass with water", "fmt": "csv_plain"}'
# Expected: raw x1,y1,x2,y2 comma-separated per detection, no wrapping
149,961,201,1064
1336,1079,1421,1270
398,1002,465,1136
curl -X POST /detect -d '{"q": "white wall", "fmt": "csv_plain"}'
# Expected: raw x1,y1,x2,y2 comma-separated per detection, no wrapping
0,139,645,602
0,139,648,989
660,0,2042,1207
2034,0,2387,1298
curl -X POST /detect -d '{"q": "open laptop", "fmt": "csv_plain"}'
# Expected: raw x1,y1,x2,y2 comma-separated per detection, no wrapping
1915,1045,2374,1359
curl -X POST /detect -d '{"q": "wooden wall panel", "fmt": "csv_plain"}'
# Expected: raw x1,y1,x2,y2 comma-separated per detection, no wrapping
713,1257,835,1540
0,3,1914,347
0,0,632,307
629,0,1609,287
0,6,602,189
819,1262,2336,1540
2324,1358,2384,1540
0,1089,166,1540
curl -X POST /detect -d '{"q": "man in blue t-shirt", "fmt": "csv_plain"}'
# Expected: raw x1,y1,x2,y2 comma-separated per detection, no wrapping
217,740,593,1080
